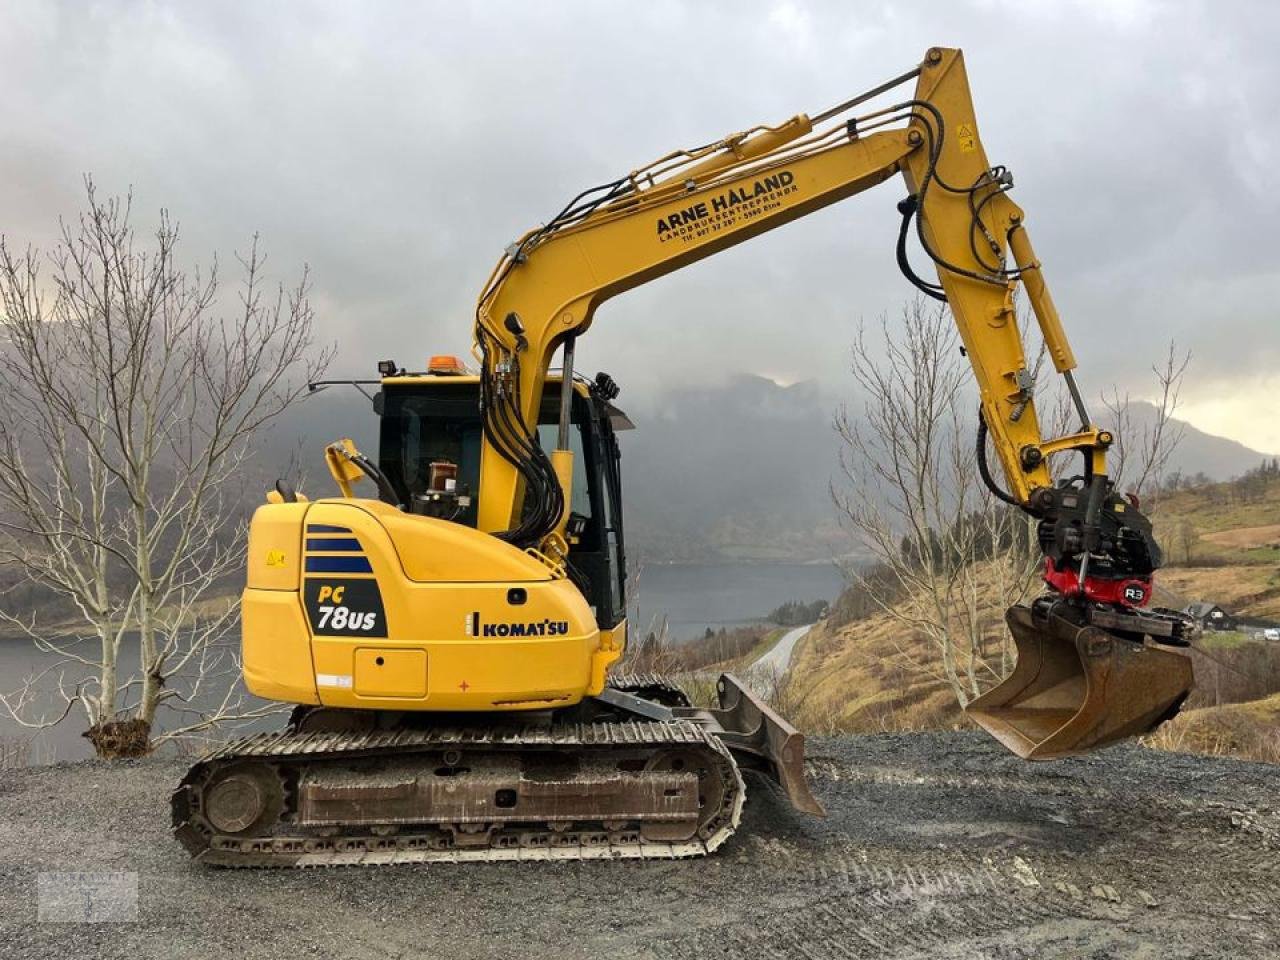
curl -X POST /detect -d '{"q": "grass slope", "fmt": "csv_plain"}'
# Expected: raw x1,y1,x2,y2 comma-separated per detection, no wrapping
1145,692,1280,763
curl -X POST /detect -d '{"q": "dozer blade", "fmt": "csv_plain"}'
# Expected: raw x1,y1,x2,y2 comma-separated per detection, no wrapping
966,603,1194,760
678,673,825,817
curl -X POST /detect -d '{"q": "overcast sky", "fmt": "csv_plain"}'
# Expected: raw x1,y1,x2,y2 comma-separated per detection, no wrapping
3,1,1277,452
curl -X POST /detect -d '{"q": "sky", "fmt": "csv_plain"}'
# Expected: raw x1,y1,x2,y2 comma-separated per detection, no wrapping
2,0,1277,453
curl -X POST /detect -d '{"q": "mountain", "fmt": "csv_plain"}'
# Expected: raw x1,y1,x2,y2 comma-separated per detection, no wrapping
258,376,1275,564
618,374,853,564
1116,399,1277,483
258,383,383,490
616,384,1277,563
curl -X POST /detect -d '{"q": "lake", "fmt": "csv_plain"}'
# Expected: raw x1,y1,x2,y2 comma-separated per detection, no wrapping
628,560,847,643
0,632,277,767
0,562,847,764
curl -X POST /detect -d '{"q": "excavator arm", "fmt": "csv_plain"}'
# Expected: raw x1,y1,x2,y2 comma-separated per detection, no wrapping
471,47,1193,758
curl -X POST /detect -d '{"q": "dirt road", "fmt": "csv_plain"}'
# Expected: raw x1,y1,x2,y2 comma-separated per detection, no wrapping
750,623,812,677
0,732,1275,959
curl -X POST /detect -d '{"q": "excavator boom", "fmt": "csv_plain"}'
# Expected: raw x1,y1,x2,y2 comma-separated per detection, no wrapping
468,46,1194,760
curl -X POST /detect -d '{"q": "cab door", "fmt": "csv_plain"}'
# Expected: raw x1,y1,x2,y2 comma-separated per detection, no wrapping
535,386,628,630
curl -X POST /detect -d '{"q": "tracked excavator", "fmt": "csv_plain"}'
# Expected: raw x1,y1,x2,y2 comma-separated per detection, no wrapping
174,47,1196,866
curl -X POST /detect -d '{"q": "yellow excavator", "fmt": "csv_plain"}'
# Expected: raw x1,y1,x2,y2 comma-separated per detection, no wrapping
173,47,1195,866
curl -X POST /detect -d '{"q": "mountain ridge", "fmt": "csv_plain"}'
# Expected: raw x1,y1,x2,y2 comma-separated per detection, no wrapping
266,374,1274,563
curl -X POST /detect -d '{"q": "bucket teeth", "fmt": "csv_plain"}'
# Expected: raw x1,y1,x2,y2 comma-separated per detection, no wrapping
966,603,1194,760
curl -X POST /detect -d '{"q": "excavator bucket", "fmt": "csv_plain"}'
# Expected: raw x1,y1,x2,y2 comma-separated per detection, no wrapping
681,674,825,817
966,604,1194,759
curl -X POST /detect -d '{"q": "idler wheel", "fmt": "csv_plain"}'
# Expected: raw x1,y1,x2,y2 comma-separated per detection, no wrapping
204,764,283,836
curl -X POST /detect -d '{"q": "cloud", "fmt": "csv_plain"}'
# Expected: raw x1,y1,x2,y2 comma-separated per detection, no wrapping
1179,375,1280,457
1,0,1273,448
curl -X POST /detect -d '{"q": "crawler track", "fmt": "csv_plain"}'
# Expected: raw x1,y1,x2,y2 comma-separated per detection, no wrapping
172,718,744,867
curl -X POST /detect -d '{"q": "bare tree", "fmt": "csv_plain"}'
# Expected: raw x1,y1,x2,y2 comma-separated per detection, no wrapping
832,299,1042,706
1176,518,1199,566
1101,342,1191,510
832,299,1187,709
0,180,332,757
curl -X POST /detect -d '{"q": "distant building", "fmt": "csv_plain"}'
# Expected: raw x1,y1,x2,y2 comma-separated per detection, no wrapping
1182,601,1238,632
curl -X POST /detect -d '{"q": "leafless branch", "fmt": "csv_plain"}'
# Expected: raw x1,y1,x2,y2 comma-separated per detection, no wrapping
0,178,332,756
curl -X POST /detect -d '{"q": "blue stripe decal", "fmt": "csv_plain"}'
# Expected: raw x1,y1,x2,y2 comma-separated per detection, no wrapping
305,555,373,574
307,524,352,534
305,538,363,552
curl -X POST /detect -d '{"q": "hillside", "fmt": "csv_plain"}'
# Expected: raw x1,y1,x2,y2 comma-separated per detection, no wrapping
1152,470,1280,565
785,472,1280,761
1157,565,1280,621
1148,691,1280,763
786,605,960,734
1151,471,1280,619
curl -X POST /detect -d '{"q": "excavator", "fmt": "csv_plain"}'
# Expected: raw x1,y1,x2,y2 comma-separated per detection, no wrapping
173,47,1195,866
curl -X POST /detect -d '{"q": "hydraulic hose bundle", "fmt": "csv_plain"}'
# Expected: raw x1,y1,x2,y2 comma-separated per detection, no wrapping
474,325,564,547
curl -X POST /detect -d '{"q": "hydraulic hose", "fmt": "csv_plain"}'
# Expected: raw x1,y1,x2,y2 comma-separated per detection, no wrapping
976,407,1021,507
896,195,946,302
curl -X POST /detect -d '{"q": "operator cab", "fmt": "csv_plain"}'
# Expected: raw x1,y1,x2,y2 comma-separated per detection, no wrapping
373,361,630,629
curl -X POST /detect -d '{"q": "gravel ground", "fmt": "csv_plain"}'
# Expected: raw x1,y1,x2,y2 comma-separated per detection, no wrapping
0,731,1276,960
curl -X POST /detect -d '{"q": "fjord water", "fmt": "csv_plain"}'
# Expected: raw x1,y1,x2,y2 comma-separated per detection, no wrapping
629,560,846,643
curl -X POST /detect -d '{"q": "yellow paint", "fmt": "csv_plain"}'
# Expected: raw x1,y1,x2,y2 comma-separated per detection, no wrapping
316,584,345,604
472,46,1111,529
323,438,367,499
241,500,600,712
549,447,575,544
589,620,626,695
246,502,306,592
356,499,554,583
242,587,320,705
353,647,428,698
